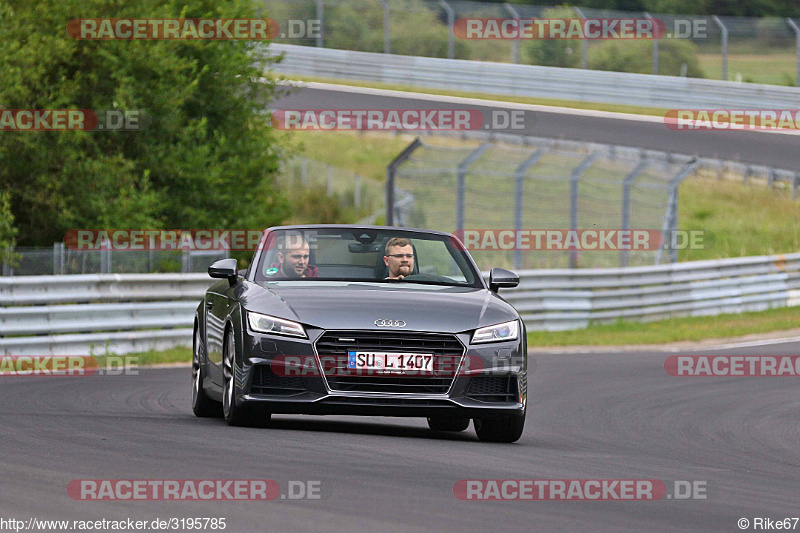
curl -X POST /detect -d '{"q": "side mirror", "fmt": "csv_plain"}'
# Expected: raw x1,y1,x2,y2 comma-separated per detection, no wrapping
208,258,238,285
489,267,519,293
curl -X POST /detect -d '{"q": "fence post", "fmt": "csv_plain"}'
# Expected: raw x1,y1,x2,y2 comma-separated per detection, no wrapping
327,165,333,195
182,250,190,273
645,12,658,75
787,18,800,87
513,148,546,269
53,242,59,275
377,0,390,54
620,159,648,267
656,159,696,264
712,16,728,81
569,152,600,268
439,0,455,60
386,137,422,226
316,0,324,48
456,143,492,236
503,3,520,64
301,157,308,187
574,7,588,69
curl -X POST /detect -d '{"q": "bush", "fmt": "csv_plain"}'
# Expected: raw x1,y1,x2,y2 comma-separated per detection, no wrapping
524,6,582,68
588,38,705,77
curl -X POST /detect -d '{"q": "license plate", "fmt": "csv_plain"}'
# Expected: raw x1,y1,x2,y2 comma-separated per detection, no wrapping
347,351,434,373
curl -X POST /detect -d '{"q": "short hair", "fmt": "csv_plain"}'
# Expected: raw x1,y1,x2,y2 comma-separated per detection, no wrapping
279,232,309,254
385,237,411,255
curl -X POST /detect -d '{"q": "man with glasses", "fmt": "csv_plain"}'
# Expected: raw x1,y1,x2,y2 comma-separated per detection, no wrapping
383,237,415,280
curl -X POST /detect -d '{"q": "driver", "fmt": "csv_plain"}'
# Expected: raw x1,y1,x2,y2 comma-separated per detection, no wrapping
270,235,318,278
383,237,414,280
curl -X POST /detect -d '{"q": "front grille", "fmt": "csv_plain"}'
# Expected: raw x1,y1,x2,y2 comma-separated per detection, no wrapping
467,376,518,403
315,330,464,394
251,365,307,396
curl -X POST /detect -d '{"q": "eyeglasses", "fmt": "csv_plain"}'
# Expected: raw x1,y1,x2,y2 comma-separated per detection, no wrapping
387,254,414,259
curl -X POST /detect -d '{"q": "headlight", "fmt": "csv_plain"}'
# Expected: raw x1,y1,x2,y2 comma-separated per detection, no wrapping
247,311,306,338
472,320,519,344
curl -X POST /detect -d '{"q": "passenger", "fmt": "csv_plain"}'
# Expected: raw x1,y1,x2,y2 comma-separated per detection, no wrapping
269,236,318,278
383,237,414,280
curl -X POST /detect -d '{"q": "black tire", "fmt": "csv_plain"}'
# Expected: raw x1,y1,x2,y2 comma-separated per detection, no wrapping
222,328,270,427
427,417,470,432
474,413,525,443
192,325,220,417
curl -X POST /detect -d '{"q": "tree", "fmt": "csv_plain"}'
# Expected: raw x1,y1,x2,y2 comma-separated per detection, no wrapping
0,0,288,246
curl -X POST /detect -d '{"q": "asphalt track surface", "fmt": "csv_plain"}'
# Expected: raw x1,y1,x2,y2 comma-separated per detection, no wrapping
272,85,800,169
2,341,798,533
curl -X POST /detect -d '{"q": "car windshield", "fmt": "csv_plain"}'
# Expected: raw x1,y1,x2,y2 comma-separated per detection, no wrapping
253,228,481,288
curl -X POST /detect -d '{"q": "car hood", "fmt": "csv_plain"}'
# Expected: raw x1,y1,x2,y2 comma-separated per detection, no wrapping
241,282,518,333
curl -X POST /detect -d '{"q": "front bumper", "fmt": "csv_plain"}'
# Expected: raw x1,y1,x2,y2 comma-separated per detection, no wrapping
237,326,527,418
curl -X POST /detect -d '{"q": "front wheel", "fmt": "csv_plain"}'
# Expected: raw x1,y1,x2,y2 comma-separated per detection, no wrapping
222,329,270,427
427,417,470,432
192,326,220,417
474,413,525,443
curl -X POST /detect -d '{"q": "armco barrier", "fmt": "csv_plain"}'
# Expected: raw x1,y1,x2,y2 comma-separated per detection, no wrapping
1,253,798,355
266,44,800,110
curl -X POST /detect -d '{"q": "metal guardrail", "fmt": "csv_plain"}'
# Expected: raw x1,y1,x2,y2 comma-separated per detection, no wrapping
1,252,798,355
267,44,800,109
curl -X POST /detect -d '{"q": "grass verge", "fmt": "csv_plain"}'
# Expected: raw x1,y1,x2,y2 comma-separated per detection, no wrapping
527,305,800,347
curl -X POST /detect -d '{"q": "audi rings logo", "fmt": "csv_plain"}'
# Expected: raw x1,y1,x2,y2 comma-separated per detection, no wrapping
375,319,406,328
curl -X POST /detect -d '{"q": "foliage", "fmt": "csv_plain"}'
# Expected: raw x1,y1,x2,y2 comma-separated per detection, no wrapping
588,38,705,77
0,0,289,246
523,6,582,68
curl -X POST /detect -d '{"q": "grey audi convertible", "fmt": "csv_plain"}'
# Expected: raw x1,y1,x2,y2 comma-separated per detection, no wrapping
192,225,527,442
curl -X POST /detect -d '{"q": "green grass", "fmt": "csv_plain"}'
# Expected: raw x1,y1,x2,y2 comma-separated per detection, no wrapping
120,346,192,366
697,52,797,86
527,305,800,347
679,175,800,261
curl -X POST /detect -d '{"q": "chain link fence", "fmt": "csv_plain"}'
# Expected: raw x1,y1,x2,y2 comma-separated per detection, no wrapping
263,0,800,86
386,132,798,270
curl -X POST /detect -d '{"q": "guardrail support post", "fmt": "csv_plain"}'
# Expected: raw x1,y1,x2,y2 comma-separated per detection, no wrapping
386,137,422,226
569,152,600,268
513,148,546,269
456,143,492,235
504,3,521,64
620,159,648,267
712,16,728,81
377,0,390,54
439,0,455,60
316,0,324,48
787,18,800,87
